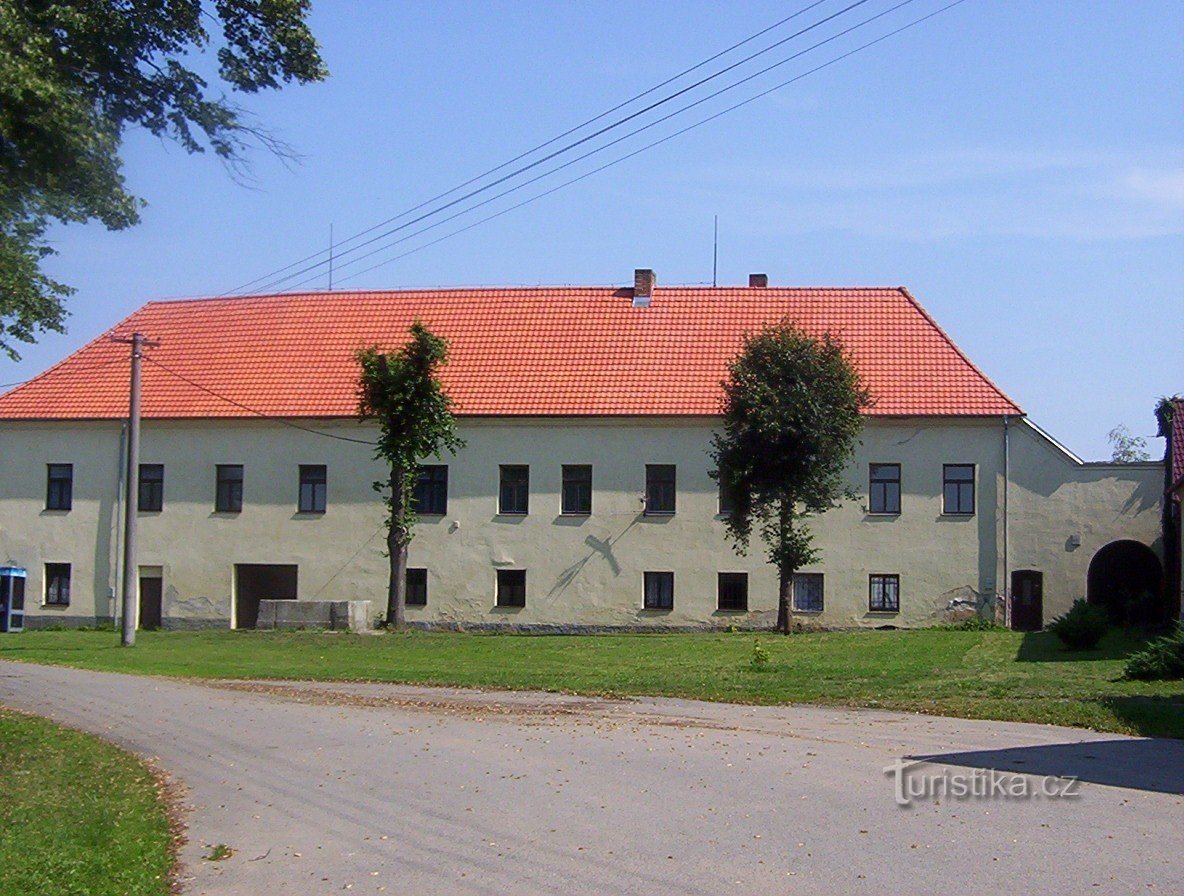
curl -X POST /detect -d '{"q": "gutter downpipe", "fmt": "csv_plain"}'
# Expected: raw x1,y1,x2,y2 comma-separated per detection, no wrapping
1002,414,1011,630
113,421,127,630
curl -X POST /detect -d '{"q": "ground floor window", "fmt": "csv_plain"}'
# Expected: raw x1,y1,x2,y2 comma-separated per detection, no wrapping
869,574,900,612
44,563,71,606
643,571,674,610
792,573,824,613
497,569,526,607
717,572,748,611
406,568,428,606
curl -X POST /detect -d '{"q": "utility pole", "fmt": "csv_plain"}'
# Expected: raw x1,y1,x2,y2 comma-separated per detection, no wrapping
111,332,158,646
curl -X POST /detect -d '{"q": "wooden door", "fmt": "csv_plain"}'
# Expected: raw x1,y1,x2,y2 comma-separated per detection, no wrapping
140,575,163,630
1010,570,1043,631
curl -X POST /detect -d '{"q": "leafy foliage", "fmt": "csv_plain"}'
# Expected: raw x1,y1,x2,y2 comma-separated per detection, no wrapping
0,1,326,358
1049,599,1109,650
1106,424,1150,463
711,323,870,632
357,323,464,627
936,616,1005,632
1123,625,1184,681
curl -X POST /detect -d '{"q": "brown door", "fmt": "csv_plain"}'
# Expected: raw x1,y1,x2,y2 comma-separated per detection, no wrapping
1010,570,1043,631
140,576,163,630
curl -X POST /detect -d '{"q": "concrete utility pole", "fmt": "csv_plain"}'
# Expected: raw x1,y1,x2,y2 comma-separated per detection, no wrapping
111,332,157,646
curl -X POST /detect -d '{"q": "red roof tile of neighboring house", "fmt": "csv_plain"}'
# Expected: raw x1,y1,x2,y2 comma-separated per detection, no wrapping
1171,398,1184,493
0,286,1021,420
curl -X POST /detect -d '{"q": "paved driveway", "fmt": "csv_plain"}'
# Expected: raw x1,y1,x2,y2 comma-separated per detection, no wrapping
1,661,1181,895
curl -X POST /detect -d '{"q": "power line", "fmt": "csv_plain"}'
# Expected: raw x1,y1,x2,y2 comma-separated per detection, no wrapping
142,356,377,446
221,0,838,297
293,0,929,288
332,0,968,285
235,0,878,296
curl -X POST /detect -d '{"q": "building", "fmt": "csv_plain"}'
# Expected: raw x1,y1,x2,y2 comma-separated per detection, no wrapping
0,273,1165,630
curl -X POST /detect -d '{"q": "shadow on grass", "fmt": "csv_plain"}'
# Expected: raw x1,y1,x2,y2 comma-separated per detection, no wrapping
1015,630,1146,663
911,735,1184,795
1098,693,1184,740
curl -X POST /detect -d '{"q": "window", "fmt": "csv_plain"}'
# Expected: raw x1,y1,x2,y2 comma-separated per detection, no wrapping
499,465,529,515
215,464,243,513
138,464,164,512
718,482,738,516
643,571,674,610
414,466,448,515
868,463,900,514
496,569,526,607
298,465,327,513
869,574,900,612
645,464,676,514
44,563,70,606
717,572,748,611
405,568,428,606
46,464,73,511
792,573,824,613
943,464,975,515
561,465,592,515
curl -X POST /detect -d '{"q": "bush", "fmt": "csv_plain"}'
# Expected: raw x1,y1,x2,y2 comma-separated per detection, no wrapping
937,616,1004,632
1048,599,1108,650
749,639,771,671
1124,626,1184,681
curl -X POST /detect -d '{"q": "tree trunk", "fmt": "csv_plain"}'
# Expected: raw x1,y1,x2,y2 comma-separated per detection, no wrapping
776,502,794,634
385,466,408,629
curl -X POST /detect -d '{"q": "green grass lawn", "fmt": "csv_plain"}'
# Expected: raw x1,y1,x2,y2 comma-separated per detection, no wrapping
2,627,1181,738
0,709,176,896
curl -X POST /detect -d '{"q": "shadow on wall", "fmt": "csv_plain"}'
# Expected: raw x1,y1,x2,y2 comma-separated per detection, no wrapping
911,736,1184,795
548,518,639,598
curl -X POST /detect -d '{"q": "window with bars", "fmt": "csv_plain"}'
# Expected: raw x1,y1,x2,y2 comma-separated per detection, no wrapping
645,464,676,514
298,465,327,513
869,574,900,612
44,563,71,606
792,573,824,613
215,465,243,513
561,465,592,515
643,571,674,610
138,464,164,512
868,463,900,514
943,464,975,515
405,568,428,606
717,572,748,611
499,465,529,515
496,569,526,607
46,464,73,511
414,466,448,515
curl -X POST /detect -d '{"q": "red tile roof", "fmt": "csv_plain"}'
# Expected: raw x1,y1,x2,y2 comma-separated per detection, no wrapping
0,286,1021,420
1171,398,1184,493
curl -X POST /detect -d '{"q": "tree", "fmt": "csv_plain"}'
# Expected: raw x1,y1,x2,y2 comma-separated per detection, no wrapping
1107,424,1150,463
0,1,327,359
357,324,464,629
710,323,871,634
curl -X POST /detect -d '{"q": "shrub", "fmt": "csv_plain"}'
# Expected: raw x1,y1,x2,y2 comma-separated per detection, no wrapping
749,639,771,671
1048,599,1108,650
1124,626,1184,681
937,616,1004,632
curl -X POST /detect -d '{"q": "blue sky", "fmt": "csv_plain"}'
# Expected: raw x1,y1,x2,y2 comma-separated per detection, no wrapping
5,0,1182,459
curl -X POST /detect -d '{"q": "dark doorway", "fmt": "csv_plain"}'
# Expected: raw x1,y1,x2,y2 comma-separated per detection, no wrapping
1087,541,1164,626
234,564,297,629
1010,570,1043,631
139,574,163,631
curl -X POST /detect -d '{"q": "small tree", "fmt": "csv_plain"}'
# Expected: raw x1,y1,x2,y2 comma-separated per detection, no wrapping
1107,424,1150,463
357,323,464,629
711,323,871,633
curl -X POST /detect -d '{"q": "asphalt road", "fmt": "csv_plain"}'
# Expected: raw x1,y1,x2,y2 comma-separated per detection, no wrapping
1,661,1181,895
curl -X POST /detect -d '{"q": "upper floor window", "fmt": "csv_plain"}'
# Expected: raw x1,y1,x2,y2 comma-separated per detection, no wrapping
138,464,164,512
496,569,526,607
869,574,900,612
46,464,73,511
717,572,748,611
405,568,428,606
499,465,529,515
645,464,676,515
44,563,71,606
792,573,824,613
215,464,243,513
643,571,674,610
943,464,975,515
299,465,327,514
561,465,592,515
868,463,900,514
717,481,738,516
414,466,448,515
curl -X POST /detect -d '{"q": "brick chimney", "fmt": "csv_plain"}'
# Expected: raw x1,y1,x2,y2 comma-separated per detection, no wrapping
749,273,768,288
633,268,655,307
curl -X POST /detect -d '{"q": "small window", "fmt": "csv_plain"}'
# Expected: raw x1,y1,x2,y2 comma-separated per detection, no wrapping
298,465,327,513
643,571,674,610
792,573,824,613
44,563,70,606
561,465,592,515
645,464,676,514
499,465,529,515
943,464,975,515
138,464,164,512
869,574,900,612
717,482,738,516
496,569,526,607
414,466,448,515
718,572,748,611
405,568,427,606
46,464,73,511
869,463,900,514
215,464,243,513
